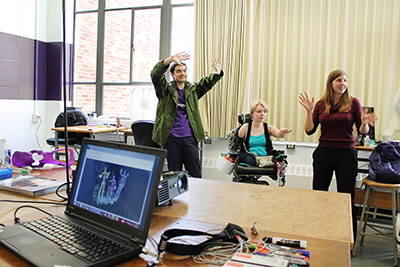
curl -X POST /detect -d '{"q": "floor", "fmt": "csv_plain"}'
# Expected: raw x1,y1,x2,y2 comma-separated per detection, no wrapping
352,222,397,267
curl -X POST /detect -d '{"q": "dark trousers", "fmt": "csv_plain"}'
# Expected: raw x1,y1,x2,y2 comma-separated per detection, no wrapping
312,147,358,241
164,135,201,178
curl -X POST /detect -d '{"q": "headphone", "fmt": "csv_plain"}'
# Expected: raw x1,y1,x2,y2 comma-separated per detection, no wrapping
157,223,248,256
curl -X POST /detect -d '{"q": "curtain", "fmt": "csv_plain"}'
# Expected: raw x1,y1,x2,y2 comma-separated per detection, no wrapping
195,0,400,143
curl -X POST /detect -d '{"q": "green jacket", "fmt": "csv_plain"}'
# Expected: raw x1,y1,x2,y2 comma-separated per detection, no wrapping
150,60,223,147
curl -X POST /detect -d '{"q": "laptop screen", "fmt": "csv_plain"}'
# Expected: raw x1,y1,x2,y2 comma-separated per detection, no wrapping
69,139,165,236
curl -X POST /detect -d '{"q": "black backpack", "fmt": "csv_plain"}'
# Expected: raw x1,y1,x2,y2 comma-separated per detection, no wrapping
227,126,241,152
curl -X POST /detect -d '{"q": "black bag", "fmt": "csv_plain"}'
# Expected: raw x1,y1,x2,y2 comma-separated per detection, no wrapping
369,142,400,183
227,126,241,152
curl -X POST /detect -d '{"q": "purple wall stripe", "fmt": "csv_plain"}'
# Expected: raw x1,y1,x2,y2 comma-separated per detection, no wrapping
0,31,72,101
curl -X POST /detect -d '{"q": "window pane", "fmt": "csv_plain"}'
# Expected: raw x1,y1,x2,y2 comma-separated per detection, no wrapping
103,85,131,117
132,9,161,82
106,0,162,8
73,84,96,115
76,0,98,11
103,10,132,83
74,13,98,83
130,86,158,121
171,6,194,81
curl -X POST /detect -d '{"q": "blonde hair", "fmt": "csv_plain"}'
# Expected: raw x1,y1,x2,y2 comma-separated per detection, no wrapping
250,100,268,115
320,69,352,114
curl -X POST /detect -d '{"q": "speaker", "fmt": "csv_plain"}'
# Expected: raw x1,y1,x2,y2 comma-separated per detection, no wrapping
157,171,189,205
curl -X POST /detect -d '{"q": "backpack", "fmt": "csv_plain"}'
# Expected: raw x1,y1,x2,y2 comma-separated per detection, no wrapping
227,126,241,152
369,142,400,183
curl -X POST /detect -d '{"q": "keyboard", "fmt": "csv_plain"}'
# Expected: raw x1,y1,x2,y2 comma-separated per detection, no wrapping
23,216,129,263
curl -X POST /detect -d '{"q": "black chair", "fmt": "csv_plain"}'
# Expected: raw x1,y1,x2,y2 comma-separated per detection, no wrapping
230,114,288,186
46,110,90,147
131,120,160,148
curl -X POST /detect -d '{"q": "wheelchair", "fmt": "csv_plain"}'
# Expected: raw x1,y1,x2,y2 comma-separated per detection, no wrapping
229,114,288,186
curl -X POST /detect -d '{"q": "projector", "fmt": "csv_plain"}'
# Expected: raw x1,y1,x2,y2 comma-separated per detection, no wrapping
157,171,189,205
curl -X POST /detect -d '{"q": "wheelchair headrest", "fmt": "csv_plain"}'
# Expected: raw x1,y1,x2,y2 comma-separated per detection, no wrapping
238,113,252,125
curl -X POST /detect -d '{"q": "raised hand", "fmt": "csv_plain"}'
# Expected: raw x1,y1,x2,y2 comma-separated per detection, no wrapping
299,92,314,112
170,52,190,65
362,108,378,126
211,58,222,75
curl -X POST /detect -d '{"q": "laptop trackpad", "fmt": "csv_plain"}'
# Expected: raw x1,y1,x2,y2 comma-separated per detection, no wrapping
4,232,47,250
4,232,86,267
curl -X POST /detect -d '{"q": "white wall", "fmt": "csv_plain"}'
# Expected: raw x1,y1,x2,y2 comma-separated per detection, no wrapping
0,100,68,153
0,0,73,42
0,1,74,153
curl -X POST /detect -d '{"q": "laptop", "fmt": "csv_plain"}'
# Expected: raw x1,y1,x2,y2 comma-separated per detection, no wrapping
0,138,166,267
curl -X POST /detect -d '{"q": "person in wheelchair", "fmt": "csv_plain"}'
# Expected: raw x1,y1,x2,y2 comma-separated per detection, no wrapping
237,100,292,166
231,100,291,185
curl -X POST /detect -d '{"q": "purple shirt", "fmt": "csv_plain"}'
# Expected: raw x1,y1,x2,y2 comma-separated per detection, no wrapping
169,89,193,137
307,97,363,149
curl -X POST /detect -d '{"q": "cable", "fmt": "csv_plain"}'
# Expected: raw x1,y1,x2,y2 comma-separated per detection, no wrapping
55,181,72,201
251,221,269,243
13,205,54,224
26,116,43,151
141,235,159,260
147,235,159,253
192,241,249,265
0,199,66,205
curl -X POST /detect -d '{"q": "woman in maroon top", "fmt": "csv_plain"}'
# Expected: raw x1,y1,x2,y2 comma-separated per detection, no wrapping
299,69,377,242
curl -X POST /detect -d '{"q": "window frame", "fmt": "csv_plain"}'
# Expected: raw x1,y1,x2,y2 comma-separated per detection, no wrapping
72,0,194,116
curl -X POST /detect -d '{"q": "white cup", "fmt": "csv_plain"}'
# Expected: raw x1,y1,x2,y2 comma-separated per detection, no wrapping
382,133,391,143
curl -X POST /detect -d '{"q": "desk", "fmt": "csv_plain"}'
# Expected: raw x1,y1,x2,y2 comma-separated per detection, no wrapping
0,169,351,266
355,145,374,175
119,128,133,144
51,125,128,149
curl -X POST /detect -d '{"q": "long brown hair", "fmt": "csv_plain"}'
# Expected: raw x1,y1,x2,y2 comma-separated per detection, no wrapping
320,69,352,114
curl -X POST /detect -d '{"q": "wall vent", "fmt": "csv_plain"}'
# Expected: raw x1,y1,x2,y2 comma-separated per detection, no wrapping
202,157,218,168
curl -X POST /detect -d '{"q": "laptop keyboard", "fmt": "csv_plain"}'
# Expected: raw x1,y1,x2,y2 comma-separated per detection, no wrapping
23,216,129,263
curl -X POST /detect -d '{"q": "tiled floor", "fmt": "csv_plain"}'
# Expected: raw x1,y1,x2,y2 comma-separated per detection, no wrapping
352,223,397,266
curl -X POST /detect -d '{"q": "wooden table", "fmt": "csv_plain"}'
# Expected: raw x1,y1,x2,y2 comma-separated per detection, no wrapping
51,125,128,148
119,128,133,144
0,169,352,266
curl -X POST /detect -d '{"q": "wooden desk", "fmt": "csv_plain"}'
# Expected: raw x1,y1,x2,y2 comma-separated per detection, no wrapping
119,128,133,144
355,145,374,175
0,169,351,266
51,125,128,148
154,179,353,244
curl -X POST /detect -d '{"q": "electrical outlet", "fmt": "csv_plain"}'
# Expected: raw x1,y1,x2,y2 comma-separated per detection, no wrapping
32,110,40,123
286,143,296,149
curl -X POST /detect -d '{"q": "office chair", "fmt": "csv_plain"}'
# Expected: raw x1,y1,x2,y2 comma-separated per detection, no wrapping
229,114,288,186
130,120,160,148
46,110,90,148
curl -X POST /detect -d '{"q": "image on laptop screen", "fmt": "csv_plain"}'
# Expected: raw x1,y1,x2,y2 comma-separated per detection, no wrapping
70,142,161,231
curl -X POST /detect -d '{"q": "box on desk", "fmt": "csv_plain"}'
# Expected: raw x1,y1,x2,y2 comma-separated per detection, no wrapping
0,168,12,180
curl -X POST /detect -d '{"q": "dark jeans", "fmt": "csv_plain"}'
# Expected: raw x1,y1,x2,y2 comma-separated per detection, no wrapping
312,147,358,241
164,135,201,178
241,153,257,166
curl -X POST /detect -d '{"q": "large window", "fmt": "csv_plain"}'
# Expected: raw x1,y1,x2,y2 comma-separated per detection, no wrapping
73,0,194,121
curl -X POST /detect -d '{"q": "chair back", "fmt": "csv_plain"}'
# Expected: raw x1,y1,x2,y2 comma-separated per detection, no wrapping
238,113,252,125
131,120,160,148
55,110,89,140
